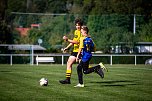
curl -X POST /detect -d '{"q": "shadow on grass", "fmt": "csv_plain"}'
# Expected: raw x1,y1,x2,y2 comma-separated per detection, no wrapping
89,80,139,87
0,70,12,73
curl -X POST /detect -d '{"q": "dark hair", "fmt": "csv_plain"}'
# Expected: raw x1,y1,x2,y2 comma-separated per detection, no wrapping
81,26,89,34
75,18,83,26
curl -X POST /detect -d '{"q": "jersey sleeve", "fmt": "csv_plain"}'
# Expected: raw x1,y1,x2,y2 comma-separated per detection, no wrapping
79,37,85,49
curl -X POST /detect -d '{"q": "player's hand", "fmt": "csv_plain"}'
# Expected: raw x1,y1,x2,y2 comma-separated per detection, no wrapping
62,48,68,53
63,36,68,41
76,57,79,62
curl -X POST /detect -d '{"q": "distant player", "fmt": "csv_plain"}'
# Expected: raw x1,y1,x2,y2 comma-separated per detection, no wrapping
74,26,107,87
59,19,83,84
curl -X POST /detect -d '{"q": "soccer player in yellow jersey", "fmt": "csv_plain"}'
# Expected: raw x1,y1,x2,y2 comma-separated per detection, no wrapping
59,19,83,84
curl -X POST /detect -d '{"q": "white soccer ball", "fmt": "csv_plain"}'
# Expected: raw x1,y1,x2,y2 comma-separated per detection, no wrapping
39,78,48,86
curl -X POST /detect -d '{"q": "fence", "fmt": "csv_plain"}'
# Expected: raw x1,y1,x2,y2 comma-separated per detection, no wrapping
0,53,151,66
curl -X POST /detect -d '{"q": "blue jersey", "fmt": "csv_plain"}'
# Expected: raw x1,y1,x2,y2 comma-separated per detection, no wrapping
82,37,95,62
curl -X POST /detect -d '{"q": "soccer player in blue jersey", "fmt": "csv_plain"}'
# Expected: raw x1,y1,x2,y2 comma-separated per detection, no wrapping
74,26,107,87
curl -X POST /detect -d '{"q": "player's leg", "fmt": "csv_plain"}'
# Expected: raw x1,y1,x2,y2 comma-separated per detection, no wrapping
93,64,104,78
59,55,76,84
74,61,84,87
81,58,102,75
99,62,108,72
66,56,76,82
82,60,94,74
83,63,104,78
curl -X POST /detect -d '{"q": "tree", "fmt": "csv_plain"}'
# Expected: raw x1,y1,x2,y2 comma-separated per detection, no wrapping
0,0,13,44
46,0,67,13
5,0,152,54
138,19,152,42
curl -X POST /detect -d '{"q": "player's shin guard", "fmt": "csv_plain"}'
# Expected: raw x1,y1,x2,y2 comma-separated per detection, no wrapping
66,70,71,81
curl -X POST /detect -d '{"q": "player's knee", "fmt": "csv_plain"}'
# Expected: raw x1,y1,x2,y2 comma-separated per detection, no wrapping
67,61,73,67
67,59,75,65
67,60,70,64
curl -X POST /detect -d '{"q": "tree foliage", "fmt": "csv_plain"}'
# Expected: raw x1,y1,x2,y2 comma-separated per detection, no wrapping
1,0,151,53
138,19,152,42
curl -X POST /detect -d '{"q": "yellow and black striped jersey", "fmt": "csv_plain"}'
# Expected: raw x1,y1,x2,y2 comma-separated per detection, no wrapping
73,29,81,52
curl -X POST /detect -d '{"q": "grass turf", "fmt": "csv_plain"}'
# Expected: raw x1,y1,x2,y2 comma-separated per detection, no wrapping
0,64,152,101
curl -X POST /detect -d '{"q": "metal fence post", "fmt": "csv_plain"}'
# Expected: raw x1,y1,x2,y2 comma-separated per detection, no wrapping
110,55,113,65
135,55,137,65
30,45,34,65
10,55,12,66
62,55,64,66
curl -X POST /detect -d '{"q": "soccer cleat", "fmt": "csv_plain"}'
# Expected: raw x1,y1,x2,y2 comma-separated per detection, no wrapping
74,83,84,87
59,79,71,84
95,66,104,78
99,62,108,72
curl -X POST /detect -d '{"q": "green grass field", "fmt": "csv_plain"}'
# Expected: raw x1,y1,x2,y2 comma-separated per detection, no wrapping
0,64,152,101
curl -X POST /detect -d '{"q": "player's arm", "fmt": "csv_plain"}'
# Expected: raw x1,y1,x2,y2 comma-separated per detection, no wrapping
63,36,79,44
67,39,79,44
63,43,73,52
76,37,84,62
76,47,82,62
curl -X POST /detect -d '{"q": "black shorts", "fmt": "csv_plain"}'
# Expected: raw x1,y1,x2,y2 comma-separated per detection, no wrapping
71,52,78,57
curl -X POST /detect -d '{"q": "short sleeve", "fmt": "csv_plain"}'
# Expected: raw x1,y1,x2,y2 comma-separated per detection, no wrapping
79,37,85,49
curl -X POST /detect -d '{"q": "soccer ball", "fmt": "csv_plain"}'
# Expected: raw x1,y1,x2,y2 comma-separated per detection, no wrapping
39,78,48,86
